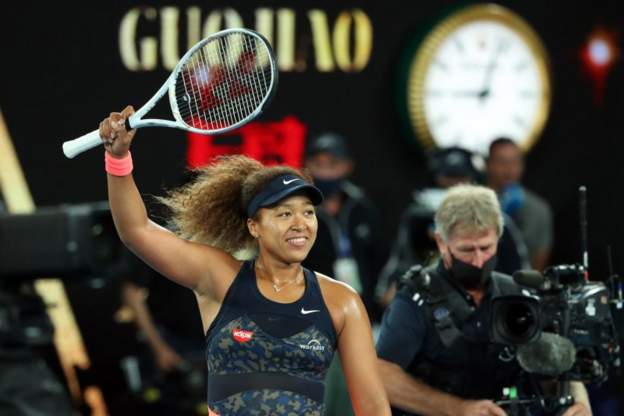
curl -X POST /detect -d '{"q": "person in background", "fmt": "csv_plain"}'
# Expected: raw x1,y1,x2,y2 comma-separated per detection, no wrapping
303,132,387,323
486,137,554,271
120,247,206,415
376,147,528,307
376,184,591,416
302,132,389,416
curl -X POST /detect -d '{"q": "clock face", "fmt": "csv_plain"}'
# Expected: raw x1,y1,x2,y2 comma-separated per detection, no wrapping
406,5,551,155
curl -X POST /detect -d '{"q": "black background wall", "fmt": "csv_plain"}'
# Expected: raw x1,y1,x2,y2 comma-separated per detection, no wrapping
2,0,623,276
1,0,623,411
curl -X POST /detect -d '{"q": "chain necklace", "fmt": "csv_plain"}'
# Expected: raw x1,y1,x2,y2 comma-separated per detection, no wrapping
272,278,299,292
256,263,302,292
255,264,299,293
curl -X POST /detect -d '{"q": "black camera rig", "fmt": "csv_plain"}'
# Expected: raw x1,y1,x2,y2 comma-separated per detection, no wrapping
491,264,621,382
490,186,622,415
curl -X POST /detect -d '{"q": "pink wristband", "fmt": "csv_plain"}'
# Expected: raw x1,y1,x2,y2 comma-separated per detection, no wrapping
105,151,133,176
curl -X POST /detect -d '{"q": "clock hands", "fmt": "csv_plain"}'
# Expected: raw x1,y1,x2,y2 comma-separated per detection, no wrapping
444,40,509,101
477,39,508,102
451,90,485,98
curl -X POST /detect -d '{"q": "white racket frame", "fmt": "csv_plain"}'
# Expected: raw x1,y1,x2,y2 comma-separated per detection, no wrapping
62,28,277,159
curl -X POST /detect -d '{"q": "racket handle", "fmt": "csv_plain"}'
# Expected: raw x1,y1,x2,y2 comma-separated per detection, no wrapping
62,129,103,159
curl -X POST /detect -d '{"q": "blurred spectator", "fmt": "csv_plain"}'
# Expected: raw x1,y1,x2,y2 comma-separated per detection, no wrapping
119,248,206,415
486,138,554,271
376,146,529,306
303,132,388,322
303,132,389,416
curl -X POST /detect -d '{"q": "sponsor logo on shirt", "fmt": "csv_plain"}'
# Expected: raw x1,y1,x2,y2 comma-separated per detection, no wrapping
299,339,325,352
232,328,254,343
301,307,320,315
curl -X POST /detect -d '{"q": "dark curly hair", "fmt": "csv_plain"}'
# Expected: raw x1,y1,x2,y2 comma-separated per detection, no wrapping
157,155,313,255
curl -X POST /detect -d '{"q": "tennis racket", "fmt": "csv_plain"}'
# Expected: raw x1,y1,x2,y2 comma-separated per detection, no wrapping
62,28,278,159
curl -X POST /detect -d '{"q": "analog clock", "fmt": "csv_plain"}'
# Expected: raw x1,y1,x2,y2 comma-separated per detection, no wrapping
401,4,551,154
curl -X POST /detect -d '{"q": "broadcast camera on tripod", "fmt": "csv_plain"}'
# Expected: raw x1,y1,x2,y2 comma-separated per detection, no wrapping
489,187,622,415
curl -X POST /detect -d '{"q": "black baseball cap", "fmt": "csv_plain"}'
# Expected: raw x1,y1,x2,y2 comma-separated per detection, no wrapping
429,147,480,179
246,174,324,218
306,132,351,159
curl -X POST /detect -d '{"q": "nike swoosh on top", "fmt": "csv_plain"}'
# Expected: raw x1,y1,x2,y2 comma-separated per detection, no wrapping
301,307,320,315
283,178,300,185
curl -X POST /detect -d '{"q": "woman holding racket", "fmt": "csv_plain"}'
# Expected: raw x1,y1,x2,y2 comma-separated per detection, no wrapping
100,106,390,416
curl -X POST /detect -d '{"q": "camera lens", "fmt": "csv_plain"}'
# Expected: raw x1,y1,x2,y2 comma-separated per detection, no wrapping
503,302,535,337
491,295,541,344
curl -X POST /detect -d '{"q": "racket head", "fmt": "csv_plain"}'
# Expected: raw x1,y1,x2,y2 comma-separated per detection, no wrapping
168,28,278,135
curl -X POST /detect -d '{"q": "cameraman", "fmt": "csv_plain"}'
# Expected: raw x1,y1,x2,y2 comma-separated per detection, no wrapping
375,147,528,308
375,184,591,416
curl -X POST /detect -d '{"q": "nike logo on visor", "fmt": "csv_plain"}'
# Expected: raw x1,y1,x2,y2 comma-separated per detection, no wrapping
301,307,320,315
283,178,300,185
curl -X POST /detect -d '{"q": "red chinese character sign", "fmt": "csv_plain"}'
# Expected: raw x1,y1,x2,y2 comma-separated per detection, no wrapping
186,116,307,168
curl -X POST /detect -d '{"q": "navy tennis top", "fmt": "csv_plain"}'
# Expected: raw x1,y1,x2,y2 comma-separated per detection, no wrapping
205,260,338,415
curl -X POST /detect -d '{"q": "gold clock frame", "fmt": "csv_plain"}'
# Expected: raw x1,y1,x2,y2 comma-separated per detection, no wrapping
406,3,551,152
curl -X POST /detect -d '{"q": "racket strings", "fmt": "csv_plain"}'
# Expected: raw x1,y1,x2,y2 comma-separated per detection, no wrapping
218,36,268,125
175,33,274,132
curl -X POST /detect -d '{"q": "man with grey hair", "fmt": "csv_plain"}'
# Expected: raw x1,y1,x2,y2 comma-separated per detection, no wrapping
433,184,503,293
375,184,591,416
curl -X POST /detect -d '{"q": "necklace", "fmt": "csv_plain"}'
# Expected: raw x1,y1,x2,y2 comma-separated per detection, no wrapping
271,279,298,292
255,262,302,292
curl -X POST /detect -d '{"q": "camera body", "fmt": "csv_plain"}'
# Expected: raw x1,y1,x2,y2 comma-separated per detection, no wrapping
491,264,620,383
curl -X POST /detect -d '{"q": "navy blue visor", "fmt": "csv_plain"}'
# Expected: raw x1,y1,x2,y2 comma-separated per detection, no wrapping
246,174,324,218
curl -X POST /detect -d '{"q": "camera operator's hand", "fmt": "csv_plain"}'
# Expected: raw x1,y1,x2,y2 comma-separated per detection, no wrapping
561,403,591,416
457,399,507,416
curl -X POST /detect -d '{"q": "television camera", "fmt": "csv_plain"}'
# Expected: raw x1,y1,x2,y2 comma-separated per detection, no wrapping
491,264,620,383
490,187,622,415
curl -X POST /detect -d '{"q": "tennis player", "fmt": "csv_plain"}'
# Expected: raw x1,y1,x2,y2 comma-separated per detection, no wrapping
100,106,390,415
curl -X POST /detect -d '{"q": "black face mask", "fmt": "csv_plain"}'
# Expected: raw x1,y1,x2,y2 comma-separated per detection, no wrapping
313,177,343,198
448,251,497,290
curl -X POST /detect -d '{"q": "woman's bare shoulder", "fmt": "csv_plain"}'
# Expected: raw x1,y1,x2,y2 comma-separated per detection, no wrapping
315,272,355,291
314,272,369,338
314,272,360,307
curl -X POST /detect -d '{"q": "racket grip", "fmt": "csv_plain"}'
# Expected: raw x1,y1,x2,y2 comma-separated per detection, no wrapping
62,129,103,159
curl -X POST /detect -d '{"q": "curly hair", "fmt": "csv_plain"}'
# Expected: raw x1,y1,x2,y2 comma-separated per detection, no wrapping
157,155,313,255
